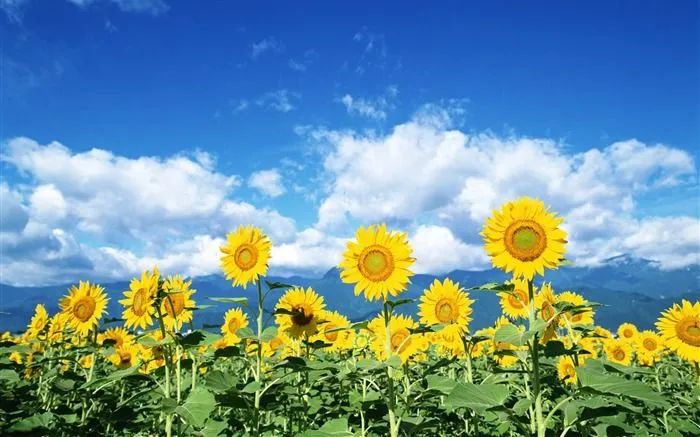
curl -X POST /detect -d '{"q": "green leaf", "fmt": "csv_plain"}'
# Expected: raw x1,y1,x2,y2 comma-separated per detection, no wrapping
209,297,248,305
8,412,54,432
175,387,216,429
266,281,295,290
468,282,514,292
260,326,278,342
81,362,143,389
241,381,262,393
201,419,228,437
425,375,457,394
0,368,19,383
235,327,256,340
180,330,221,349
493,324,535,347
387,298,415,310
444,383,509,411
577,366,670,408
301,417,356,436
204,370,237,393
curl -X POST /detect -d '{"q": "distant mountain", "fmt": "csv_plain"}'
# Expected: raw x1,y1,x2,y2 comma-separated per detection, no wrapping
1,254,698,333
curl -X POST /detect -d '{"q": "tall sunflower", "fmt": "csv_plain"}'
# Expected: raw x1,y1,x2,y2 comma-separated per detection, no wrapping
418,278,474,335
498,277,532,320
656,300,700,363
220,225,272,289
27,304,49,339
119,267,160,330
338,224,416,302
617,323,638,343
313,310,354,352
275,287,326,339
221,308,249,344
161,275,196,331
481,197,567,281
60,281,109,336
558,291,594,326
604,339,632,366
367,313,426,363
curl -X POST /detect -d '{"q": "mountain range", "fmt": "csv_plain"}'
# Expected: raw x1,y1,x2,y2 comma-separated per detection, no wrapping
1,254,698,334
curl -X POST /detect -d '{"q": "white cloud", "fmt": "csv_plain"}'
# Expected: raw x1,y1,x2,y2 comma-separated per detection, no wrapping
230,99,249,113
256,89,300,112
411,225,489,274
67,0,168,15
336,85,399,120
288,49,318,72
248,169,286,198
251,37,283,59
0,0,29,22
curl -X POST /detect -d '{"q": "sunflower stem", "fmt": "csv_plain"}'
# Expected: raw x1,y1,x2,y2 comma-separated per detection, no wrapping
695,362,700,388
383,301,400,437
155,303,173,437
527,279,545,437
253,277,264,436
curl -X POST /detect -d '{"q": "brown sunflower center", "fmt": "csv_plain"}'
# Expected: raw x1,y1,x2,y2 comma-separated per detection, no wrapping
324,324,338,342
163,293,185,318
676,316,700,347
73,297,96,323
613,348,626,361
390,328,410,353
269,337,283,351
504,220,547,262
572,313,583,322
358,245,395,282
227,318,241,334
119,351,132,365
291,305,314,327
234,244,258,271
642,338,658,351
106,334,124,348
132,289,149,316
435,298,458,323
508,289,528,309
623,328,634,338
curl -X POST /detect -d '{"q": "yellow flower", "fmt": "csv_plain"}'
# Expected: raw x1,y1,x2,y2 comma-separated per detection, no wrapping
592,326,614,344
109,343,141,369
490,316,522,368
617,323,638,343
79,354,94,369
535,283,560,343
338,224,416,302
60,282,109,336
47,312,69,344
470,340,485,358
498,277,532,320
577,337,599,361
418,278,474,336
275,287,326,339
312,310,354,352
604,339,632,366
433,329,466,359
367,314,426,363
481,196,567,281
656,300,700,363
221,308,249,344
161,275,196,331
9,351,22,364
220,225,272,289
119,267,160,330
261,333,287,358
558,291,594,326
556,356,578,385
27,304,49,339
98,327,135,348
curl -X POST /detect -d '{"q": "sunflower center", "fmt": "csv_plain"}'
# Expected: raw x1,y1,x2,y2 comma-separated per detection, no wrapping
358,245,395,282
623,329,634,338
435,298,458,323
73,297,96,323
613,348,626,361
504,220,547,262
234,244,259,271
119,351,132,365
390,328,410,353
227,318,241,334
572,313,583,322
676,316,700,347
269,337,283,351
291,305,314,327
132,289,149,316
642,338,657,351
324,324,338,342
163,294,185,318
508,289,527,309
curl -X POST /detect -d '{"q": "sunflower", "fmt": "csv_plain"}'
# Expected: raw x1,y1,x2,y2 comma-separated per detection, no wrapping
98,327,135,348
220,225,272,289
275,287,326,339
556,356,578,385
592,326,614,344
481,197,567,281
338,224,416,302
161,275,196,331
656,300,700,363
617,323,638,343
490,316,522,368
313,310,354,352
604,339,632,366
47,313,68,344
433,329,466,359
27,304,49,339
498,277,532,320
577,337,599,361
60,282,109,336
470,340,485,358
367,314,426,363
535,282,560,343
109,343,141,369
418,278,474,336
261,333,287,358
119,267,160,330
9,351,22,365
79,354,94,369
221,308,249,344
558,291,594,326
636,330,665,367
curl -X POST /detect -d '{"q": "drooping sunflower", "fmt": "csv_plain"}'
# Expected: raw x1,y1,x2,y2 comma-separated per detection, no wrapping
338,224,416,302
418,278,474,335
617,323,638,343
220,225,272,289
60,281,109,336
498,277,532,320
558,291,594,326
275,287,326,339
604,339,632,366
656,300,700,363
481,197,568,281
27,304,49,339
556,356,578,385
221,308,249,344
98,327,135,348
367,313,426,363
119,267,160,330
313,310,354,352
79,354,93,369
161,275,197,331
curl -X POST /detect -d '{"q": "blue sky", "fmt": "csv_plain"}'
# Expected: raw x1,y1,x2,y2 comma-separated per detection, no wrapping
1,0,698,286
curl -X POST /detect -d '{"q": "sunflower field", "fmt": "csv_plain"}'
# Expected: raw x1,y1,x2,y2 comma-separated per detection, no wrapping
1,197,699,436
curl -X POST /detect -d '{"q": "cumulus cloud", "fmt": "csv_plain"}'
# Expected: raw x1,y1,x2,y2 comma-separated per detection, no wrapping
248,169,286,198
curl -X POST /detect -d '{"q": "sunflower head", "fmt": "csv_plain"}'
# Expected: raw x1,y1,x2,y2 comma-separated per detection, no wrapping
604,339,632,366
119,267,160,330
221,308,249,343
558,291,595,326
98,327,135,349
617,323,639,343
338,224,416,302
27,304,49,339
418,278,474,331
498,277,532,320
109,343,141,370
656,300,700,363
481,197,568,281
367,314,426,363
220,225,272,289
556,356,578,385
60,281,109,336
312,310,354,352
161,275,196,331
275,287,326,339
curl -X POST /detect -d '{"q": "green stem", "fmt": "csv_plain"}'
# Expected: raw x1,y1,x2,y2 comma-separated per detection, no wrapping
695,362,700,388
383,301,399,437
254,278,264,436
527,279,545,437
155,304,173,437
